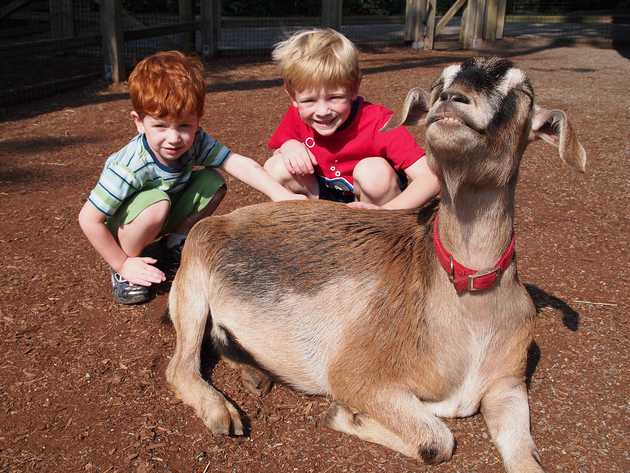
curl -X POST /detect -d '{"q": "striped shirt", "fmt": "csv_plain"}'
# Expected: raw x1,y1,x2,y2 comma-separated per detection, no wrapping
88,128,230,217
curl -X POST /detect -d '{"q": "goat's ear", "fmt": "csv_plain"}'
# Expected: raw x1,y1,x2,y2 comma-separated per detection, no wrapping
530,105,587,172
381,87,430,132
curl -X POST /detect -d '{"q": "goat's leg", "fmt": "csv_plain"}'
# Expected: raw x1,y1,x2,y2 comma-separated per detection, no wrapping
321,402,415,457
481,377,544,473
166,277,244,436
324,389,454,463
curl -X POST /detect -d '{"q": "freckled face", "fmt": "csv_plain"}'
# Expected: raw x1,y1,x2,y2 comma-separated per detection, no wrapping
291,86,356,136
132,112,199,165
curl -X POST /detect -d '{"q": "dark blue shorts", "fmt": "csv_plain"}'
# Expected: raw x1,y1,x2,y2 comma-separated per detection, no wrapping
317,172,408,204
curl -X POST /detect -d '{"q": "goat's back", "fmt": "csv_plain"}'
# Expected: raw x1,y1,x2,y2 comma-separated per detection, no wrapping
189,200,436,301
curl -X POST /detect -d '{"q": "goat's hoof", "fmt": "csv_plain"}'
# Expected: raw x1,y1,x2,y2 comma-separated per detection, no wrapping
240,366,273,397
317,402,338,428
418,434,455,464
318,401,350,429
505,450,545,473
200,399,244,436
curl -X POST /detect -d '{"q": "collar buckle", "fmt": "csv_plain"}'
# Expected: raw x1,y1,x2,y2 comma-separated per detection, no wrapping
467,267,502,292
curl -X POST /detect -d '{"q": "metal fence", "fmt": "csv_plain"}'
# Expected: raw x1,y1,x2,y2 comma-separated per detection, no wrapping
0,0,626,108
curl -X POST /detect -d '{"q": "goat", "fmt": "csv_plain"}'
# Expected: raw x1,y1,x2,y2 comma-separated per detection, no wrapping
166,57,586,472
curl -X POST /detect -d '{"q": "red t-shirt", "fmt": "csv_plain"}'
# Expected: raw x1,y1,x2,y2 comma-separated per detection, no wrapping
267,97,425,186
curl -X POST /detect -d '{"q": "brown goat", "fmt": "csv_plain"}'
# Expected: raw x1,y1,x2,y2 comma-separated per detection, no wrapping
166,57,586,472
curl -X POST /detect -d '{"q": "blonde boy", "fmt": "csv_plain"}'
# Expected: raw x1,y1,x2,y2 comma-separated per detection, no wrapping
264,28,440,209
79,50,304,304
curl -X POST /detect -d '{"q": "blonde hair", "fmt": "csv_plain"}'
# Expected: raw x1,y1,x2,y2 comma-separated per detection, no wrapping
272,28,361,96
128,50,206,119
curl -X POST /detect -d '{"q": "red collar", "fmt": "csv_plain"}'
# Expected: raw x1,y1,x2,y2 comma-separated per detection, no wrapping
432,214,516,293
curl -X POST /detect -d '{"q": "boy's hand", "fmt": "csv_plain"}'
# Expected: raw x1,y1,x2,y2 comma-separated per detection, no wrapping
119,257,166,286
347,201,382,210
282,192,308,201
280,140,317,176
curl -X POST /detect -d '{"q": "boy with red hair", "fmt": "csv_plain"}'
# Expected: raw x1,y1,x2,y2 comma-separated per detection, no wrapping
79,51,304,305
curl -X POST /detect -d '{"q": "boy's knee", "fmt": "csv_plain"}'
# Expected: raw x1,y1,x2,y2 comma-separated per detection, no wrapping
264,152,288,181
353,158,398,197
143,200,171,227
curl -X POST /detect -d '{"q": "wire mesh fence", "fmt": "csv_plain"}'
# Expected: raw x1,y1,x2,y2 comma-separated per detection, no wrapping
1,0,626,108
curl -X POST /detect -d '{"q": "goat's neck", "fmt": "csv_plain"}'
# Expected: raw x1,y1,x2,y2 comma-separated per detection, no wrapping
437,183,515,270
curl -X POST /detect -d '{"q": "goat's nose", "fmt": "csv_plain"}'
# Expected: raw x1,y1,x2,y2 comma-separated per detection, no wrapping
439,90,470,104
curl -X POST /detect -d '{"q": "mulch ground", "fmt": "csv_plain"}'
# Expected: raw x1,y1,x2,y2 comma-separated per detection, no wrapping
0,41,628,473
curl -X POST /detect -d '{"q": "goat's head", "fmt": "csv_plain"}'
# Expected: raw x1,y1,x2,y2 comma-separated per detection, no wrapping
384,57,586,192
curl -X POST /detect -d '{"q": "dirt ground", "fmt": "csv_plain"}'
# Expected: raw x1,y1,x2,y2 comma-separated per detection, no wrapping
0,40,628,473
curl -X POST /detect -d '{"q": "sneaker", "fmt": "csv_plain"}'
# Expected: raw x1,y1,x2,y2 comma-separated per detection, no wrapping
111,270,151,305
163,238,186,278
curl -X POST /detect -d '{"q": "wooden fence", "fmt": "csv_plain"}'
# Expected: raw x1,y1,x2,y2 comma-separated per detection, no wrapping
1,0,509,105
99,0,507,82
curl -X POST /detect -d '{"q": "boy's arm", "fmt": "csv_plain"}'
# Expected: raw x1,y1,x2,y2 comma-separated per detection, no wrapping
382,158,440,210
78,201,164,285
220,152,307,201
348,158,440,211
277,139,318,176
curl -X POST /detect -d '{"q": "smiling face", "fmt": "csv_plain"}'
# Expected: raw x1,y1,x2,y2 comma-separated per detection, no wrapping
291,86,356,136
132,112,199,166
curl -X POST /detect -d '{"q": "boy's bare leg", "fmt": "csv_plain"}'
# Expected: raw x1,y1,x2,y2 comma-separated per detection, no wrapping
117,200,170,256
174,184,227,235
352,157,401,205
264,152,319,198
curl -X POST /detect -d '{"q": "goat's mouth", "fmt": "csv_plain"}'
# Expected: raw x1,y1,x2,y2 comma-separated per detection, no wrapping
427,112,483,134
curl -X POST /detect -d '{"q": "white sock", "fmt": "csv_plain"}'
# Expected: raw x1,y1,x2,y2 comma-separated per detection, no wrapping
165,233,186,249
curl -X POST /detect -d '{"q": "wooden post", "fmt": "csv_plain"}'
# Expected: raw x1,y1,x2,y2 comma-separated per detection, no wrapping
462,0,486,49
405,0,427,49
200,0,220,59
424,0,436,50
495,0,507,39
404,0,413,41
100,0,124,83
475,0,488,46
484,0,498,41
321,0,342,30
179,0,195,51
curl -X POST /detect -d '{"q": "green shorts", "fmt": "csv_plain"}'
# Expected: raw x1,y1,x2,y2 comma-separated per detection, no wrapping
106,168,225,234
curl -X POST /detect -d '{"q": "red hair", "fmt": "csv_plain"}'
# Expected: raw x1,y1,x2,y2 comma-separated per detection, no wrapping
128,50,206,119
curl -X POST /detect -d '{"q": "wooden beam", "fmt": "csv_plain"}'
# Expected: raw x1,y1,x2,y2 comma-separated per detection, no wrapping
424,0,436,50
435,0,467,36
404,0,413,41
406,0,427,49
0,0,32,20
0,34,101,56
484,0,498,41
461,0,475,49
100,0,125,83
463,0,486,49
495,0,507,39
200,0,221,59
0,0,34,20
